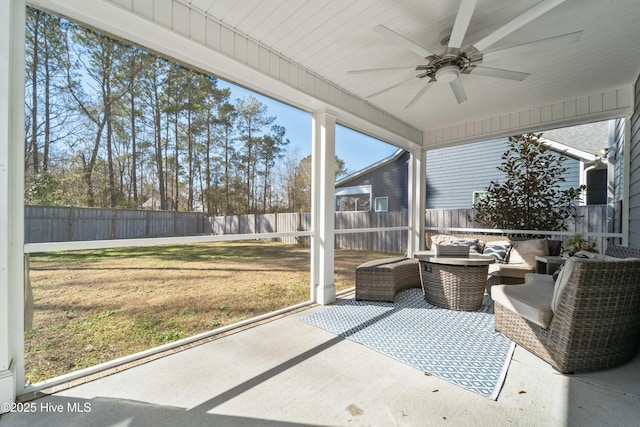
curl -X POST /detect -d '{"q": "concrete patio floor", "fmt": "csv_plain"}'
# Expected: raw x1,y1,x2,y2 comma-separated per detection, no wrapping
1,293,640,427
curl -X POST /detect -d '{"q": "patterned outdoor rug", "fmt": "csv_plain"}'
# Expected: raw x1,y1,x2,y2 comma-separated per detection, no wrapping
301,288,515,400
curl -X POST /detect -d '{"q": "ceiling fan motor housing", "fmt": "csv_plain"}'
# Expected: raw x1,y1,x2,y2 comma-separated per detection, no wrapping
417,51,480,82
435,65,459,83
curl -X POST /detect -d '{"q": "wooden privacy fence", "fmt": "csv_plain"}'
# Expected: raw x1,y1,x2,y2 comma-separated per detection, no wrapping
26,205,612,253
25,206,409,254
25,206,209,243
425,205,613,252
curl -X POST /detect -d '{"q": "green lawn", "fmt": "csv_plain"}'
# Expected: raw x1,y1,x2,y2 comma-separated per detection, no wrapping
25,241,396,384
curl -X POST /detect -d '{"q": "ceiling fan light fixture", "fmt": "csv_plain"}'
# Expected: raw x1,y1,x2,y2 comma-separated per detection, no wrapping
435,65,460,83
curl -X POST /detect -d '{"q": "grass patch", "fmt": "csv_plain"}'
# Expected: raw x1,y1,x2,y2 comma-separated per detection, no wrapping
25,240,395,384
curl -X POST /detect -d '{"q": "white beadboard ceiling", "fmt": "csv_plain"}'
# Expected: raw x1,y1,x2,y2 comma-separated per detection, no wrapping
32,0,640,147
182,0,640,142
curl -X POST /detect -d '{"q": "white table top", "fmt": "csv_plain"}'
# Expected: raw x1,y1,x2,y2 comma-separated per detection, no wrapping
413,251,496,266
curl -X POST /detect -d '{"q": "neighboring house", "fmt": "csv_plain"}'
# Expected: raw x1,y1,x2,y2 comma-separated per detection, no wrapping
141,196,162,210
424,120,613,209
141,196,177,211
335,150,410,212
337,120,613,211
544,120,613,206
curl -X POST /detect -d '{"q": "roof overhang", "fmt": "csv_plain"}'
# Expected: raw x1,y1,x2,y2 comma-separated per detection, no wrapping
28,0,639,150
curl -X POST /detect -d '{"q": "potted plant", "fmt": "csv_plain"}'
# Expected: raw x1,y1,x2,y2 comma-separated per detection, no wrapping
563,233,598,257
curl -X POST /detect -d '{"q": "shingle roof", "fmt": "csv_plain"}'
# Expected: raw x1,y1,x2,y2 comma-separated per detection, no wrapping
542,120,611,155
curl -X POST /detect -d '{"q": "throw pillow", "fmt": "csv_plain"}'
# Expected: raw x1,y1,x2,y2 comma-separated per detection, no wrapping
450,238,481,255
483,241,512,264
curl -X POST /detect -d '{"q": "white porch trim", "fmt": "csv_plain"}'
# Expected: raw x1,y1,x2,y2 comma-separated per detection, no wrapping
423,87,633,148
407,148,426,256
29,0,422,151
310,111,336,305
1,0,26,408
622,113,632,246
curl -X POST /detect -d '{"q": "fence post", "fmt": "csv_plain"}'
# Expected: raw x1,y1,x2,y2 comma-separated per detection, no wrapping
68,207,74,241
173,210,177,236
111,208,117,239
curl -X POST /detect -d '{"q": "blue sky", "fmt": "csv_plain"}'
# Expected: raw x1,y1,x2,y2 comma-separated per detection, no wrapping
217,80,398,175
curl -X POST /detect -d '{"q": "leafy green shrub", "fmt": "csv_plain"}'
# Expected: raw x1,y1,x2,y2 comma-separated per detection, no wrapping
471,133,585,231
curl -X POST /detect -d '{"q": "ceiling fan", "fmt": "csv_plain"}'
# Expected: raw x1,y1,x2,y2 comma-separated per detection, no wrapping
349,0,582,108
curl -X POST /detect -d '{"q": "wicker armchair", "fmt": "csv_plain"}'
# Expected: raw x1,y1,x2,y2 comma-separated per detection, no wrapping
493,251,640,373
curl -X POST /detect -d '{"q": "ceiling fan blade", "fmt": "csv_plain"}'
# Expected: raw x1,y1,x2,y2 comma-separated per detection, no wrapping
366,76,417,99
450,78,467,104
472,0,566,52
482,30,582,62
468,66,530,81
405,79,436,109
348,66,417,74
373,24,435,58
448,0,477,49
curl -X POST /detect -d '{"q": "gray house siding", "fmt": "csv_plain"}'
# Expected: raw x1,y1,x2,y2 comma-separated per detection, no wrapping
426,138,582,209
335,151,409,212
629,75,640,247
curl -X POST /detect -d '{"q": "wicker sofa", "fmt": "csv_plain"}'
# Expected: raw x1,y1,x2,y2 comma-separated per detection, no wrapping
426,233,562,285
491,245,640,373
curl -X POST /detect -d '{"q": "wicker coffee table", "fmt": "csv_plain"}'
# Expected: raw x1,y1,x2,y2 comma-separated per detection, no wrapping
413,251,495,311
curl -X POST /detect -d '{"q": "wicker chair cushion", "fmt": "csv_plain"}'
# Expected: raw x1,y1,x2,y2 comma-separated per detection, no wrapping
508,239,548,267
491,276,555,328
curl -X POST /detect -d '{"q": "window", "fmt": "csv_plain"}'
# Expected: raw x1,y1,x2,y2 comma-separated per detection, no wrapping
374,197,388,212
335,185,372,212
473,191,489,205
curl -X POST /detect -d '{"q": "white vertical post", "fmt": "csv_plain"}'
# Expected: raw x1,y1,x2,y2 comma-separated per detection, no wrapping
1,0,25,407
407,148,426,256
622,114,631,246
310,111,336,305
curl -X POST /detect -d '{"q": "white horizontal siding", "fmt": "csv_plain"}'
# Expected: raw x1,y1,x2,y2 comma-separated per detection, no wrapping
107,0,421,146
424,87,633,148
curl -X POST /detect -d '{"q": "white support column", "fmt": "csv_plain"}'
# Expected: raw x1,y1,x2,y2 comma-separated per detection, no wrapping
310,111,336,305
407,148,426,256
622,114,631,246
1,0,26,408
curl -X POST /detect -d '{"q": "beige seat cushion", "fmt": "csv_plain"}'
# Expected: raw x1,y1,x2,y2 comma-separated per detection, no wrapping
488,263,534,279
509,239,549,267
491,277,555,328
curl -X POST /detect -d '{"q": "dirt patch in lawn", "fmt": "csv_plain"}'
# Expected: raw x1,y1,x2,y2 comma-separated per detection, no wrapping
25,240,397,384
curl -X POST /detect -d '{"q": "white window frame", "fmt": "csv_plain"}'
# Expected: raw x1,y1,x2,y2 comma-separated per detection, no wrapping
472,191,489,205
374,197,388,212
334,185,372,212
